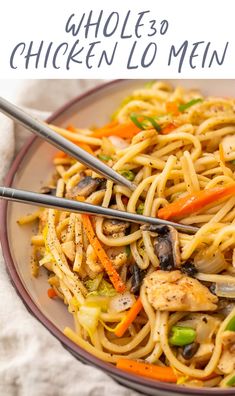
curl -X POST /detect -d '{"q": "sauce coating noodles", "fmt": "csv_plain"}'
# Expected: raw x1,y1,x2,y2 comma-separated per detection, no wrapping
22,82,235,388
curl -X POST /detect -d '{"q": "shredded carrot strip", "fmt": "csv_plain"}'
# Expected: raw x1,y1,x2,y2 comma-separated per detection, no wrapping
77,142,94,155
114,297,142,337
158,183,235,220
54,141,93,159
76,196,85,202
92,121,141,139
54,151,68,159
161,123,176,134
165,101,180,116
81,214,126,293
116,359,177,383
47,288,57,298
66,125,78,133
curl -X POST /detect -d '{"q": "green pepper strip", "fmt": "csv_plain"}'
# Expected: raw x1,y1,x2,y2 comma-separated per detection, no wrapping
169,326,196,346
226,375,235,387
178,98,203,112
225,316,235,331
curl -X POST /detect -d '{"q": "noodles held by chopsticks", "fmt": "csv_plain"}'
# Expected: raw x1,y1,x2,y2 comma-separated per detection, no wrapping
20,81,235,388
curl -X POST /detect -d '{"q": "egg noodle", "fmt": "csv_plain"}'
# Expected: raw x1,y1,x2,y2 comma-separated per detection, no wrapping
19,81,235,388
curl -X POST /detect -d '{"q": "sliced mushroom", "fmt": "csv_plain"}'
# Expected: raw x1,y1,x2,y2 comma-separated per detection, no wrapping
131,264,146,294
103,219,130,236
181,261,197,277
67,176,106,198
153,225,181,270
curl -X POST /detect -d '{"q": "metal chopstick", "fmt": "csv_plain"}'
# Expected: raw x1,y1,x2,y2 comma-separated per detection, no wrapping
0,97,135,191
0,187,198,234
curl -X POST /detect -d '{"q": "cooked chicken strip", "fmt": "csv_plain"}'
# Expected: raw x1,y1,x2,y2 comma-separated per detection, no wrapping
144,270,218,311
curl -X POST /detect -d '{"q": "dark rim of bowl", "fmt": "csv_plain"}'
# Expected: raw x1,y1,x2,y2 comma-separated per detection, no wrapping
0,79,233,395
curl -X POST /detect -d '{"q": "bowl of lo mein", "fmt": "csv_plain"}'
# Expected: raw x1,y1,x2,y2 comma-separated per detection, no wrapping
2,79,235,395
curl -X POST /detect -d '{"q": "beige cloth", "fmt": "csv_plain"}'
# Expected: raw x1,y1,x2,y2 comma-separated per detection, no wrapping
0,80,141,396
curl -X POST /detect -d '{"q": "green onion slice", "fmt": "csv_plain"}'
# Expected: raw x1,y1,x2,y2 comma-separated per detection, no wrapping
178,98,203,112
125,245,131,257
119,170,135,181
97,154,112,162
137,202,145,215
130,113,161,132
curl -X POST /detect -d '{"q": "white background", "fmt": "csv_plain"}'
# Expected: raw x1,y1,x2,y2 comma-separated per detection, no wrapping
0,0,234,78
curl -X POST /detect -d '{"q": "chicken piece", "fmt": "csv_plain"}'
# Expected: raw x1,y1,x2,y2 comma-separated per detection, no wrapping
106,246,128,269
221,330,235,350
178,343,213,365
218,348,235,374
86,244,102,274
192,343,214,364
221,135,235,161
218,331,235,374
103,219,130,238
144,270,218,311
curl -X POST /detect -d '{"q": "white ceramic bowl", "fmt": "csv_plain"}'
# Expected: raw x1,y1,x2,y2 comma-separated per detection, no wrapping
1,80,235,396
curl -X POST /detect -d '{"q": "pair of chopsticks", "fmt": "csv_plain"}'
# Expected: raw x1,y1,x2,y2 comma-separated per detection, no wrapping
0,97,198,234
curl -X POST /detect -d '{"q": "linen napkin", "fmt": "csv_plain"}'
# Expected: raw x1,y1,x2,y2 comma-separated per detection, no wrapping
0,79,141,396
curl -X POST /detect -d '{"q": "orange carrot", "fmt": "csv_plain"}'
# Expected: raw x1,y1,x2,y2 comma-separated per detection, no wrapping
66,125,78,133
115,297,142,337
92,121,141,139
54,151,68,159
77,142,94,155
47,288,57,298
158,183,235,220
165,101,180,116
54,141,93,159
161,123,176,134
81,214,126,293
76,196,85,202
116,359,177,383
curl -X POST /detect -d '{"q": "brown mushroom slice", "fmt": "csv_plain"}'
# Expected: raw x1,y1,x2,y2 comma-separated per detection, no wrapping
67,176,106,198
152,225,181,270
103,219,130,236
